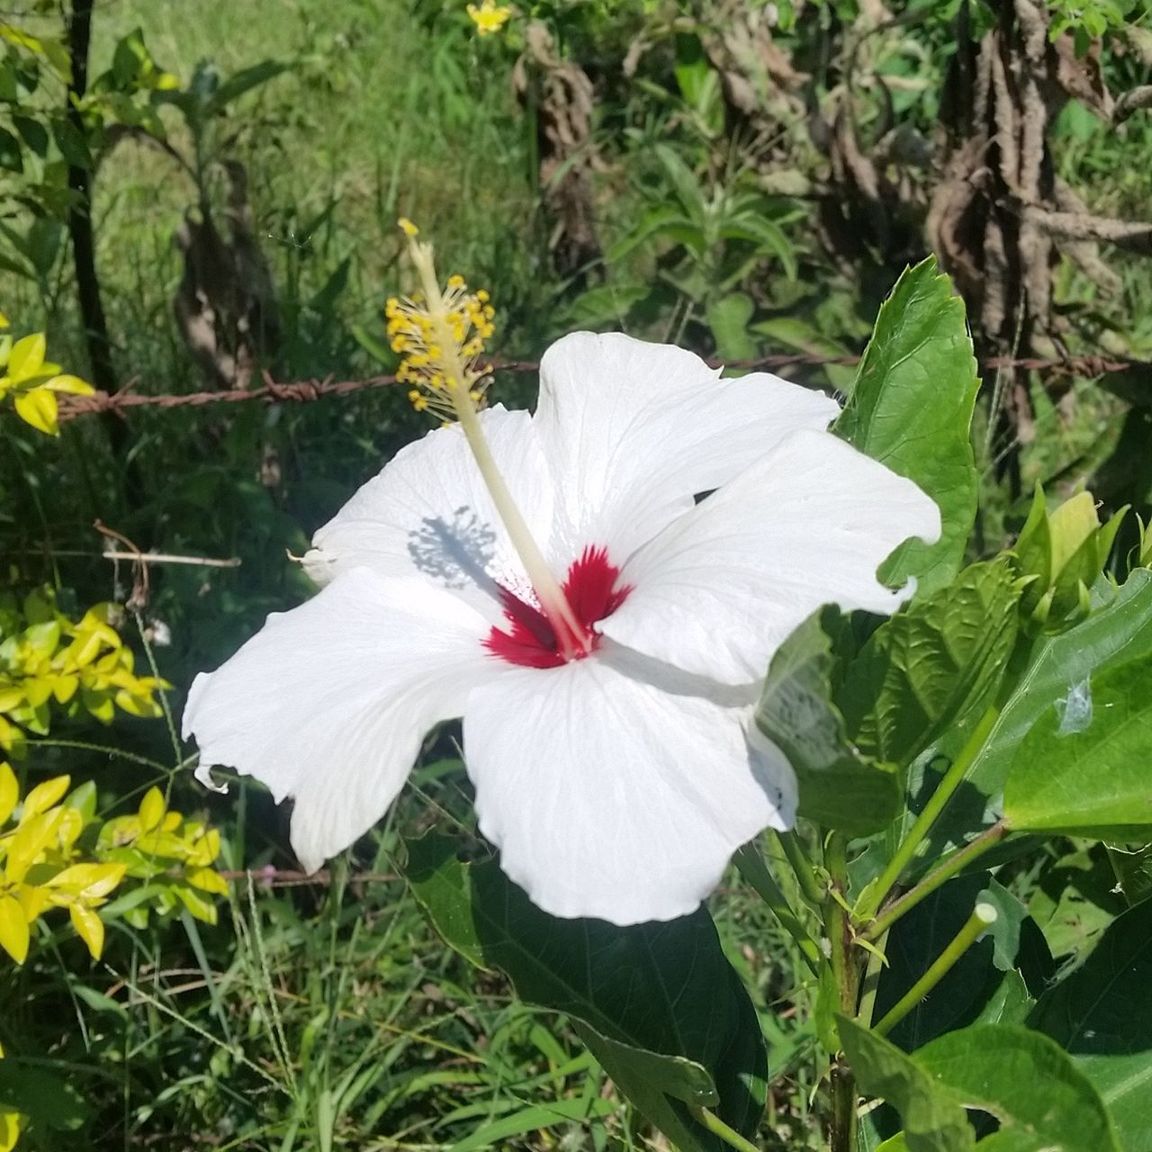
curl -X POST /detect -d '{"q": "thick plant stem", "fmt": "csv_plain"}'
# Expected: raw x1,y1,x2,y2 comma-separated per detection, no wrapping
860,820,1009,944
861,706,999,919
825,834,861,1152
871,901,999,1037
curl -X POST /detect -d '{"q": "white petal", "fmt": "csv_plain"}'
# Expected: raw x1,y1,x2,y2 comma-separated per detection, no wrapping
463,646,796,924
183,568,492,872
600,429,942,686
304,405,553,622
535,332,839,564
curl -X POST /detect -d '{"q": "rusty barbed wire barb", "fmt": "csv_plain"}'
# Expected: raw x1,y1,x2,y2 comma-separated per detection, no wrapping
50,351,1147,422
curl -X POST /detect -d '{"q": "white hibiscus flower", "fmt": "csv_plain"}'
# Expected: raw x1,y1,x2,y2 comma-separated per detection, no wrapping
183,233,939,926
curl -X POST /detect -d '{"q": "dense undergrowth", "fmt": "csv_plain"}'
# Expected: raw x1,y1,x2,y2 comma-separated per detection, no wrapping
2,1,1152,1149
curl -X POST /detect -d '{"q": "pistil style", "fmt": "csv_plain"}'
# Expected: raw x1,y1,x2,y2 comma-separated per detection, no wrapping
386,222,590,659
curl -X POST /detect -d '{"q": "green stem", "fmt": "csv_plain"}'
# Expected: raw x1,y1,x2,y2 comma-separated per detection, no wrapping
856,926,889,1028
825,834,860,1152
871,902,999,1037
772,828,825,909
688,1105,761,1152
733,843,821,975
861,706,999,919
860,820,1009,944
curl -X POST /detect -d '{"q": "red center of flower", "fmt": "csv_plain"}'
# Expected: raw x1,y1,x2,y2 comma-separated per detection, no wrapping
485,546,632,668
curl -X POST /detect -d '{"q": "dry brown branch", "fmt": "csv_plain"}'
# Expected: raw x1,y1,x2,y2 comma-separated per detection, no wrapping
1023,206,1152,252
1114,84,1152,123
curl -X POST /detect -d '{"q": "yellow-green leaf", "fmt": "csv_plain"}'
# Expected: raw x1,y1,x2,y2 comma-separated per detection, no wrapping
47,862,125,902
21,775,70,818
69,903,105,959
186,867,228,896
43,373,92,395
5,333,45,382
0,1107,21,1152
175,884,218,924
0,896,30,964
138,787,165,832
0,763,18,826
13,387,59,436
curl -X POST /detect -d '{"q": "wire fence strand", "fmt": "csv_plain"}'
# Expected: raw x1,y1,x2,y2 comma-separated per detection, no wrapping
54,351,1142,421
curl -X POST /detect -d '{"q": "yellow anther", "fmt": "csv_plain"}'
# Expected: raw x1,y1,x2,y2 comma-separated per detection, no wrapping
386,223,497,422
398,218,419,237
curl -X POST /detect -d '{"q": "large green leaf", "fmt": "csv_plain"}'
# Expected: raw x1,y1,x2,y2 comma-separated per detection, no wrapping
924,570,1152,851
1029,898,1152,1151
403,832,767,1152
834,257,980,596
914,1025,1121,1152
839,1018,974,1152
1004,649,1152,838
839,558,1020,767
968,571,1152,794
756,608,901,834
0,1061,89,1130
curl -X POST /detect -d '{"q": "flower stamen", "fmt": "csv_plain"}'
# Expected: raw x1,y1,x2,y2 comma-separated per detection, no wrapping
387,221,589,659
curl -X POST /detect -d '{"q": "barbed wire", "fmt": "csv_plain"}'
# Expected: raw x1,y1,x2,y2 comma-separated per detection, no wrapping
54,350,1141,422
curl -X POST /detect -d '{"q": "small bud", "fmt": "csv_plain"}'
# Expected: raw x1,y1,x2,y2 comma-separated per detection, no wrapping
1013,487,1127,631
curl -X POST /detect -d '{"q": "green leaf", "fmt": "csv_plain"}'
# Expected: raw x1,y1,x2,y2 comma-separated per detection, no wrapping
1105,842,1152,906
707,292,757,361
927,570,1152,850
0,126,22,173
756,607,901,834
1004,649,1152,838
839,558,1020,767
834,257,980,596
51,116,91,169
1028,897,1152,1151
654,143,706,228
0,1061,89,1130
720,215,797,279
204,59,288,116
606,205,695,263
915,1025,1121,1152
838,1017,974,1152
403,831,767,1152
11,114,47,157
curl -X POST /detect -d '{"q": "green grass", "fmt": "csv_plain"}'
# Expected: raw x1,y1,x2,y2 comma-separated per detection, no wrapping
4,3,1152,1148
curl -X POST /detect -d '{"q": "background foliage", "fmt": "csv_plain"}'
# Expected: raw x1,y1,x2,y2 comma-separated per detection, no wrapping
2,0,1152,1149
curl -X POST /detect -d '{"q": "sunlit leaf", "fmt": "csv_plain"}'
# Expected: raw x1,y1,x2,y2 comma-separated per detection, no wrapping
1005,650,1152,838
840,558,1020,767
68,903,105,959
20,774,69,818
0,897,30,965
915,1025,1121,1152
0,763,18,826
838,1017,973,1152
835,257,980,596
13,387,59,435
